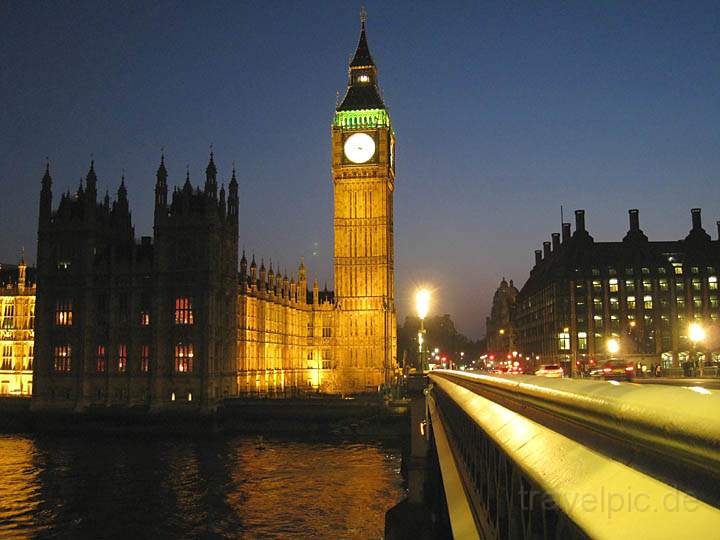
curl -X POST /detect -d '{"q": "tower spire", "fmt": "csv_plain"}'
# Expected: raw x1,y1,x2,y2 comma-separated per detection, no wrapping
337,9,385,112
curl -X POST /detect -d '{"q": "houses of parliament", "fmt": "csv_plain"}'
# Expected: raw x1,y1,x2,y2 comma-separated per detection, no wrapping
0,16,398,410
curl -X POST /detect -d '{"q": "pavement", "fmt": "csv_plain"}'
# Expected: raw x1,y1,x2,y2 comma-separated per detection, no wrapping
630,377,720,390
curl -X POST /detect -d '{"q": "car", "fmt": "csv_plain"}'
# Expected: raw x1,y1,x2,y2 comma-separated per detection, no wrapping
491,366,509,375
535,364,564,378
600,360,635,380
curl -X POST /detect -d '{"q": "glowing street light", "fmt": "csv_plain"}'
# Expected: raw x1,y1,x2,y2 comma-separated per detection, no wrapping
415,288,431,371
416,289,431,320
607,338,620,356
688,323,706,375
688,323,705,344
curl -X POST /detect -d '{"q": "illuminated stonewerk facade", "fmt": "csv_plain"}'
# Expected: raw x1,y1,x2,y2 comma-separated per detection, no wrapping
513,209,720,371
0,259,35,396
31,18,397,410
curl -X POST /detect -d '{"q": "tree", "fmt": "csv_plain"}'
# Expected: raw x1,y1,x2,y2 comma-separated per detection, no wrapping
398,314,482,369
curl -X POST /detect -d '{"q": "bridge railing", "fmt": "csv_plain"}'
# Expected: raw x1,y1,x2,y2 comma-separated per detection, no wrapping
427,370,720,540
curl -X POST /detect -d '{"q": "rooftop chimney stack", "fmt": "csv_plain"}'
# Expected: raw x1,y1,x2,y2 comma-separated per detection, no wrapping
575,210,586,233
534,250,542,265
543,241,551,258
629,209,640,231
691,208,702,230
552,233,560,252
717,221,720,241
562,222,571,243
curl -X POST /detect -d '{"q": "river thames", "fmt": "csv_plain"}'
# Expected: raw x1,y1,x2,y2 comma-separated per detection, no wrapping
0,433,405,539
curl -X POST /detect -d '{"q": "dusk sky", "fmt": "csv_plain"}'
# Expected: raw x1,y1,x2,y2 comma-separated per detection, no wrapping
1,1,718,338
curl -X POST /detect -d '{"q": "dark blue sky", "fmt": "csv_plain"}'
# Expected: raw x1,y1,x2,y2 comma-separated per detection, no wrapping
1,1,718,338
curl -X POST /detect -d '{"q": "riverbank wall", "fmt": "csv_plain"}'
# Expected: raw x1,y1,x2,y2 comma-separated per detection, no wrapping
0,395,409,439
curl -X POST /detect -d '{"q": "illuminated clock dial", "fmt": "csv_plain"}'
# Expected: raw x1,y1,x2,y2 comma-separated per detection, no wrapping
344,133,376,164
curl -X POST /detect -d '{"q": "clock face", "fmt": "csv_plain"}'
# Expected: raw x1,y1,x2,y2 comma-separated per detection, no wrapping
344,133,376,164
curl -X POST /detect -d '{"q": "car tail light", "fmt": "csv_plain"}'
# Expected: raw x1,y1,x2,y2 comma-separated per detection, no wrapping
625,366,634,371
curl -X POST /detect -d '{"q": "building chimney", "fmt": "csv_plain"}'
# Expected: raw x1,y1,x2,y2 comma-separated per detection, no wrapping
691,208,702,230
629,209,639,231
534,250,542,265
543,241,551,258
562,222,571,243
717,221,720,240
552,233,560,252
575,210,586,233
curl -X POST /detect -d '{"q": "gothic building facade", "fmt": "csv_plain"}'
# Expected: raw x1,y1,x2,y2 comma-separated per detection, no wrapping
0,258,35,396
485,278,519,358
31,17,398,411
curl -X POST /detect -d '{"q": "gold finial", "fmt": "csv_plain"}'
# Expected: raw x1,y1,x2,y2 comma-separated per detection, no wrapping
360,6,367,26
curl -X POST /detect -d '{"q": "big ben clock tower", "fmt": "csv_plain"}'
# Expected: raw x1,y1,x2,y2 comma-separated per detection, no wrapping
332,12,397,391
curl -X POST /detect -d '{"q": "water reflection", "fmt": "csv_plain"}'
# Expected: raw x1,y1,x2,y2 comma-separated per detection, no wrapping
0,434,404,539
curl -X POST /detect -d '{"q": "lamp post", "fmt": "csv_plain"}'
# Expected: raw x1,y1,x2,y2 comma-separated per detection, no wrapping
416,289,431,372
688,323,705,377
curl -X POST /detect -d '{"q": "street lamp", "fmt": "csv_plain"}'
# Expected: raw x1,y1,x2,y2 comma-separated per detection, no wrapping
688,322,706,376
607,338,620,356
416,288,431,372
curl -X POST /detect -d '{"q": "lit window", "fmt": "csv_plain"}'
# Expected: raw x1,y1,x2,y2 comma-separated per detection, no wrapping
676,280,684,291
2,303,14,329
188,392,192,401
55,299,73,326
693,297,702,308
709,276,718,290
53,345,71,372
1,346,12,370
627,296,636,310
641,267,650,275
643,280,652,292
625,280,635,292
322,349,332,369
692,279,701,291
711,297,719,308
357,74,370,83
558,332,570,351
96,345,106,372
592,280,602,292
609,278,618,292
141,345,150,373
171,392,176,401
609,297,619,310
175,297,194,325
175,343,194,373
677,297,686,308
659,279,669,291
578,332,587,351
673,264,683,275
117,344,127,373
141,311,150,326
643,295,653,309
691,266,699,274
